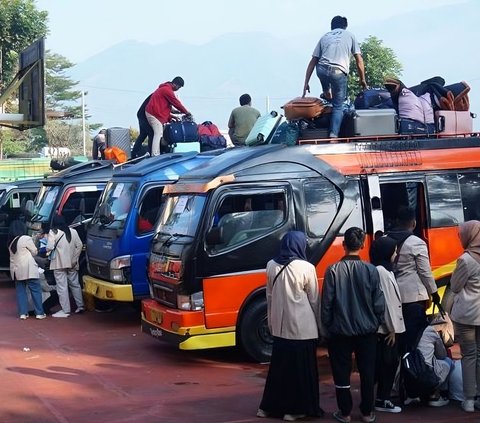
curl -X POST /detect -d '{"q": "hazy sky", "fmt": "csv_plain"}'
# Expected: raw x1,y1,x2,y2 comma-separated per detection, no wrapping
36,0,467,62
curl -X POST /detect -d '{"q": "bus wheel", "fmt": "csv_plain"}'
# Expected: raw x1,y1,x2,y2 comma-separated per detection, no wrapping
239,298,273,363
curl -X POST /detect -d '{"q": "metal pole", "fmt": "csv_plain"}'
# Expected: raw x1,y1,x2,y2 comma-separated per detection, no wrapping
265,96,270,114
81,91,86,156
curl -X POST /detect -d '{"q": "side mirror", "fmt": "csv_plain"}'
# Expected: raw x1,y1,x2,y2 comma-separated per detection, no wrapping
205,226,223,246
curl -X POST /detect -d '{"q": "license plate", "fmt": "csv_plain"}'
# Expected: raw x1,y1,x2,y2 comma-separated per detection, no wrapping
85,282,99,295
151,310,163,325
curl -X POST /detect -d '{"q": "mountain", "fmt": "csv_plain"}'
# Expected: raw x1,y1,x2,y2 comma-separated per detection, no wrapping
70,0,479,131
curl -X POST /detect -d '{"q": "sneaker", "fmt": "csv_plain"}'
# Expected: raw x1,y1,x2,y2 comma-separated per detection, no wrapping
428,396,449,407
256,409,268,418
375,399,402,413
52,310,70,318
283,415,306,422
19,314,29,320
74,307,85,314
404,397,421,406
35,314,47,320
462,399,475,412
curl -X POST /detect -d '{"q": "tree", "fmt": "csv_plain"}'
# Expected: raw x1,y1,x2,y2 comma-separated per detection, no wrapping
46,52,83,117
348,36,403,100
0,0,48,87
30,51,102,155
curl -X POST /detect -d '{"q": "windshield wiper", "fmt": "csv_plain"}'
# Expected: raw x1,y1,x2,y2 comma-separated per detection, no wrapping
162,233,194,247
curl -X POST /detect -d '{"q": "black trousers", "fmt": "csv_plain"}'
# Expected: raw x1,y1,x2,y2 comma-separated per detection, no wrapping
131,116,154,158
328,333,377,416
375,333,400,401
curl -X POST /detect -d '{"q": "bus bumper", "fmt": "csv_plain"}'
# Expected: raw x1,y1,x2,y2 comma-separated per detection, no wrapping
83,275,134,302
141,299,236,350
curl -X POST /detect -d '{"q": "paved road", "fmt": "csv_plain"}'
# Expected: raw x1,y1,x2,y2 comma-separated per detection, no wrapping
0,280,475,423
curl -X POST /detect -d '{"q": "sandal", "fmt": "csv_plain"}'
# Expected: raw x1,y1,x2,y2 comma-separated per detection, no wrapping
360,413,376,423
333,410,351,423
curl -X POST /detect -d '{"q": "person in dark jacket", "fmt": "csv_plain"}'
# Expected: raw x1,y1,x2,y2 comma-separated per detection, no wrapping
131,94,154,158
322,227,385,423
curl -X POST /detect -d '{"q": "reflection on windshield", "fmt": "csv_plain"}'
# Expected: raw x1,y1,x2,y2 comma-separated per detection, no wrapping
34,185,60,219
91,181,137,229
154,194,206,238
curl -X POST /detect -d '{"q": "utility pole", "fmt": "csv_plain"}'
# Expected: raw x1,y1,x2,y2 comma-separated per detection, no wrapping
81,91,86,156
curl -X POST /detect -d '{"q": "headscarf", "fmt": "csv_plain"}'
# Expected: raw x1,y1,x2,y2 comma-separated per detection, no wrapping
273,231,308,265
369,235,397,272
459,220,480,264
52,214,72,242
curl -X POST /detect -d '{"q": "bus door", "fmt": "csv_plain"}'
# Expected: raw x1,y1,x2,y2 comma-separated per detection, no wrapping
379,179,427,240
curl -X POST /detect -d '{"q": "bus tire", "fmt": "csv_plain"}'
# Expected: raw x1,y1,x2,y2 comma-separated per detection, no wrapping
238,297,273,363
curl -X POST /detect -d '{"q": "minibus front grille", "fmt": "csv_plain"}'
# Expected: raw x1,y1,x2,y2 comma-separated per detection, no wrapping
151,282,177,308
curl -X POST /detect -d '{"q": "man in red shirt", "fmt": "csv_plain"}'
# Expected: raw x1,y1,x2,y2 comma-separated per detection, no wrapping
145,76,191,156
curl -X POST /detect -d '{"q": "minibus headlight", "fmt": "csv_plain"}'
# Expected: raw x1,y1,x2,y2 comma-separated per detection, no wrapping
110,255,131,282
177,291,204,311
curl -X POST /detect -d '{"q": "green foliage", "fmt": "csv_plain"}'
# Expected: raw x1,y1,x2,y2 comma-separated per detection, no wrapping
45,51,83,116
348,36,403,100
0,128,29,156
0,0,48,86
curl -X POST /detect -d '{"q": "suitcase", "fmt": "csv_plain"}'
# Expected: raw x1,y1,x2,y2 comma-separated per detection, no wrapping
106,127,131,159
435,111,474,135
172,141,200,153
353,109,398,136
282,97,325,120
163,121,199,145
245,111,284,146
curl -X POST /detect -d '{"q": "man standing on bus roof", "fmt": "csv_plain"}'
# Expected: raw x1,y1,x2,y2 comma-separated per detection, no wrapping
145,76,192,156
302,16,367,139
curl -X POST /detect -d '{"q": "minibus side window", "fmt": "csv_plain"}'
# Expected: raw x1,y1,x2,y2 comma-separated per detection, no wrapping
137,187,163,234
304,179,340,238
426,174,463,227
459,173,480,221
210,192,286,250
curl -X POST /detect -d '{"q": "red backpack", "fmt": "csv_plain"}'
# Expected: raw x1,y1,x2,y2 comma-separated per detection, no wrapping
197,121,222,137
197,121,226,151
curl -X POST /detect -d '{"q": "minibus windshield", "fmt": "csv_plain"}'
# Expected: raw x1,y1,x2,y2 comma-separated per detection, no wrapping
154,194,206,239
91,181,137,230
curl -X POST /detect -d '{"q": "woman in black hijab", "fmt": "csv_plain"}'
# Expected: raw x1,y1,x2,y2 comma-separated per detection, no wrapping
257,231,323,421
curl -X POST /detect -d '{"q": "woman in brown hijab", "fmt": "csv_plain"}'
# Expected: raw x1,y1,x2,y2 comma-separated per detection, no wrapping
450,220,480,413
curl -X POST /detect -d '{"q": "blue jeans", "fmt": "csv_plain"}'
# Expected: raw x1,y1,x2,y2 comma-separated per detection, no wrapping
15,278,44,316
316,64,347,137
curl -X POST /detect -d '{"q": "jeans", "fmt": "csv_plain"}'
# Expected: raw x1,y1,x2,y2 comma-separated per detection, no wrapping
328,333,377,416
453,322,480,399
15,279,44,316
316,64,347,137
145,112,164,156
